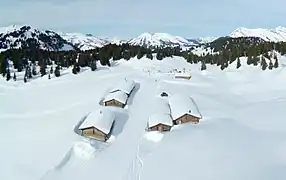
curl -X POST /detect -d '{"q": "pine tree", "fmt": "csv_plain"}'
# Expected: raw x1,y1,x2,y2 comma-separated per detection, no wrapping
156,53,163,60
54,66,60,77
201,60,206,71
24,76,27,83
247,55,252,65
236,57,241,69
261,56,268,70
13,72,16,81
253,56,258,66
91,61,97,71
72,64,78,74
146,53,153,60
224,61,229,69
6,69,11,81
76,64,80,73
137,51,144,60
26,65,32,79
220,63,225,71
268,60,273,70
40,61,46,77
1,57,7,77
50,66,53,74
274,56,279,68
32,63,37,76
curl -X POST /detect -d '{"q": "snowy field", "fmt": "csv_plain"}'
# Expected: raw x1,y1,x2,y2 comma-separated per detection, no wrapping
1,56,286,180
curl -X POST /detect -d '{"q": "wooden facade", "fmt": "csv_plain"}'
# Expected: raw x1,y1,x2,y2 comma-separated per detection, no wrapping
104,99,125,108
148,123,172,132
80,122,115,142
173,113,200,125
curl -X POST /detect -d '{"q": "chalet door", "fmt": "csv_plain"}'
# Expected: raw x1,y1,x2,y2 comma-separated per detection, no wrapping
158,126,163,131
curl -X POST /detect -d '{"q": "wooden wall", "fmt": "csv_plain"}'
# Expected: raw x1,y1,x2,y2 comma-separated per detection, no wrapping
104,99,124,108
174,114,200,125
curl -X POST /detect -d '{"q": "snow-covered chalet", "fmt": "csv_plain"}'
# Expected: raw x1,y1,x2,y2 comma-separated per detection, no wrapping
79,109,115,142
147,98,173,132
169,93,201,125
103,90,128,108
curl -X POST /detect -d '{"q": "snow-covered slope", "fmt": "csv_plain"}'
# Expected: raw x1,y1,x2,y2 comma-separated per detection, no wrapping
230,26,286,42
0,25,74,51
128,32,196,48
0,24,23,34
188,36,218,45
1,55,286,180
109,37,127,45
59,33,109,51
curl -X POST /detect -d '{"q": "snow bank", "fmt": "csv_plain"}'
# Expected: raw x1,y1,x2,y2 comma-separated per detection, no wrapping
143,131,164,143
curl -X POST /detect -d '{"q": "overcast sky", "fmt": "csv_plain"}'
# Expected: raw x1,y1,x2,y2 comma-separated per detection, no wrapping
0,0,285,39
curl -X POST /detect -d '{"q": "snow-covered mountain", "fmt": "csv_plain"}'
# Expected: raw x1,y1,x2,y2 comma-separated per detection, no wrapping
109,38,127,45
3,24,286,52
128,32,197,48
230,26,286,42
0,25,74,51
59,32,109,51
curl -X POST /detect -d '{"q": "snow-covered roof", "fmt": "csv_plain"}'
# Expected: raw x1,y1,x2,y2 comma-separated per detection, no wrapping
169,93,201,120
148,113,173,128
79,109,115,134
109,79,135,95
175,73,192,78
103,90,128,104
152,98,171,114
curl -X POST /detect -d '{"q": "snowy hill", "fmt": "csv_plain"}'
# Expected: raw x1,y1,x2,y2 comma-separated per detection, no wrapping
1,55,286,180
109,38,127,45
59,33,109,51
230,26,286,42
0,25,74,51
187,36,218,45
128,32,197,48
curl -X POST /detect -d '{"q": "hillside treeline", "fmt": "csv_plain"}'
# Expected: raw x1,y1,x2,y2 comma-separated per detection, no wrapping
0,37,286,81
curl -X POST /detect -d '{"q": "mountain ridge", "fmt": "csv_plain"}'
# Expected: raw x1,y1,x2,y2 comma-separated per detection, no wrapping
1,25,286,52
229,26,286,42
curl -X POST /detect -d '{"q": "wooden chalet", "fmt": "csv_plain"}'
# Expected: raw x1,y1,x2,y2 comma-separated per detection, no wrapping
79,109,115,142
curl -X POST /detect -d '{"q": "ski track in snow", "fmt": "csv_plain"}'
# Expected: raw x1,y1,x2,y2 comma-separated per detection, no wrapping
122,77,164,180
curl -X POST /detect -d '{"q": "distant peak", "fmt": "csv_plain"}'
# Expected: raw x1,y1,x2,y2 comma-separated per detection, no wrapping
275,26,286,31
230,26,286,42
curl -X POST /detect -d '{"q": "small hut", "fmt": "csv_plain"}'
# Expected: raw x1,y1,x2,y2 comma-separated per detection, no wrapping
103,90,128,108
147,113,173,132
169,93,201,125
174,73,192,80
109,79,135,96
79,109,115,142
